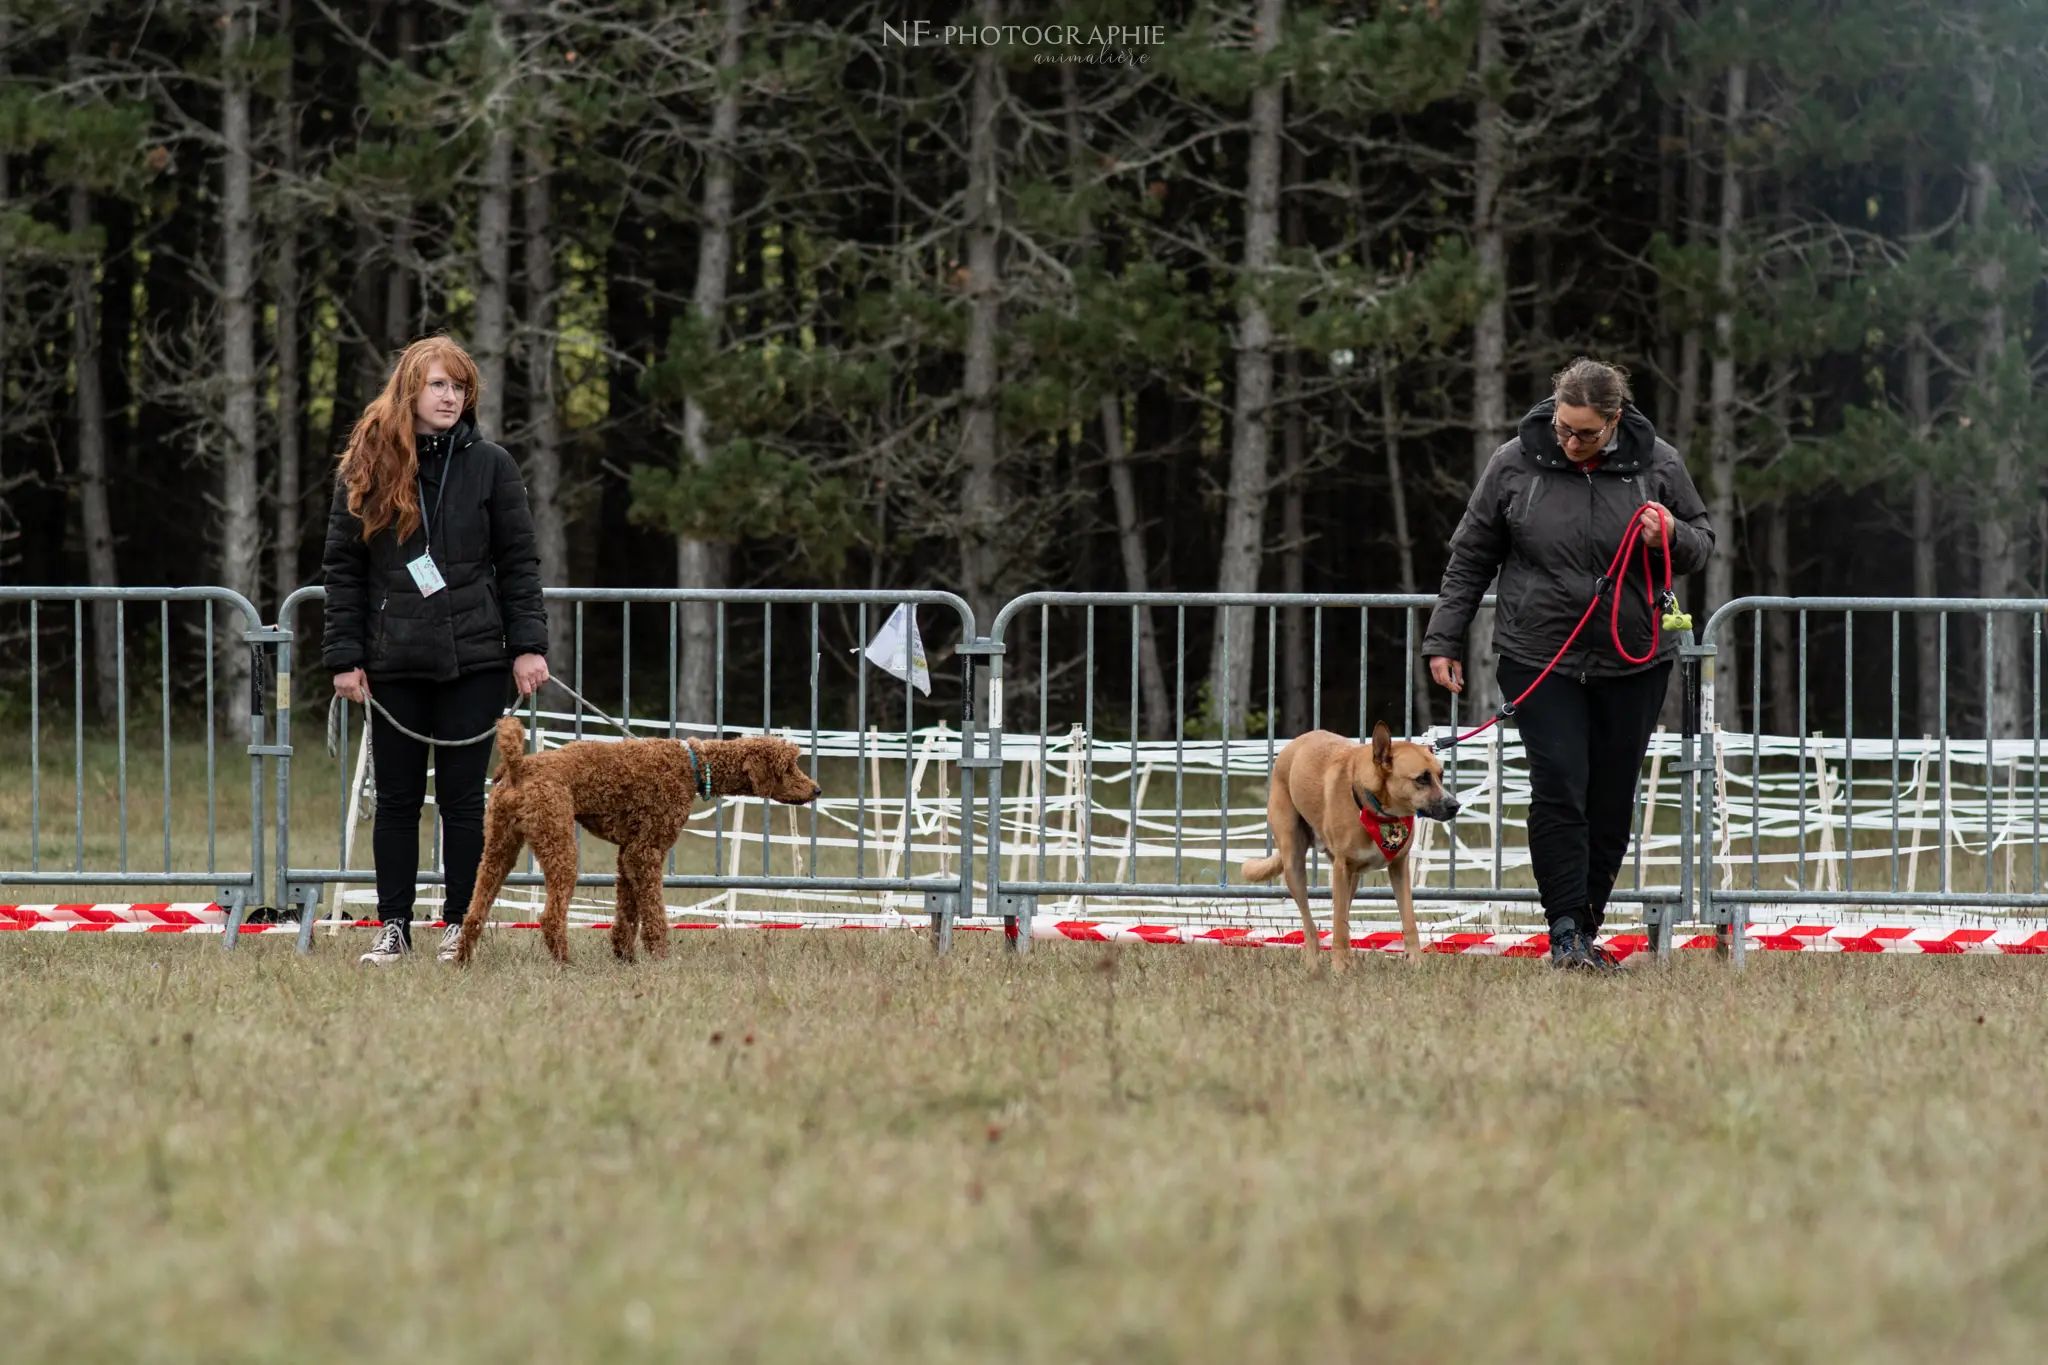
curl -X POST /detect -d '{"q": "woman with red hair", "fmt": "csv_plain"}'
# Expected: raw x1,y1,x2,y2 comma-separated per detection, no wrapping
322,337,550,965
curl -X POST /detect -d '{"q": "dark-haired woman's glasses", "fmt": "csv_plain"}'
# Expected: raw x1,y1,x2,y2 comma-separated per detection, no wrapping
1552,419,1611,448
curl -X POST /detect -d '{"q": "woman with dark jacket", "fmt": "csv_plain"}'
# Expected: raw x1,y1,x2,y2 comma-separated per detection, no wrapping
1422,358,1714,971
322,336,550,965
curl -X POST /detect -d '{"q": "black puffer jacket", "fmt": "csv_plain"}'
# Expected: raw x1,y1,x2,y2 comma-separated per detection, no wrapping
1421,399,1714,679
321,417,547,681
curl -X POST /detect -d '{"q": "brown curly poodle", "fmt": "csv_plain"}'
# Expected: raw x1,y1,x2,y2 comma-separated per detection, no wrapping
453,716,821,965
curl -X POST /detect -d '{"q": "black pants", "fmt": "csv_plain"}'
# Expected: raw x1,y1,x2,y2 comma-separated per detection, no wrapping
367,669,510,931
1497,657,1672,936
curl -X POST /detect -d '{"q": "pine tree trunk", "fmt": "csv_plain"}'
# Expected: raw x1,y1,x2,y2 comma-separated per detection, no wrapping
1279,352,1308,737
957,0,1008,634
69,182,120,722
1705,63,1746,730
1056,63,1169,736
473,21,515,444
383,4,417,352
1968,65,2022,739
1208,0,1284,739
1463,0,1507,722
1381,354,1432,732
1904,165,1940,737
271,0,303,613
219,0,262,731
678,0,746,722
1100,395,1171,737
1765,502,1794,735
1674,95,1707,457
522,148,571,672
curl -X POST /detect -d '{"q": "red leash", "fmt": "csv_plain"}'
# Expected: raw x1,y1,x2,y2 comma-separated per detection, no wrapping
1435,512,1673,751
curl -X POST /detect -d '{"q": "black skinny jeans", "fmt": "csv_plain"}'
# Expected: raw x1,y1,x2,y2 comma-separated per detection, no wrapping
1497,656,1672,936
367,669,511,930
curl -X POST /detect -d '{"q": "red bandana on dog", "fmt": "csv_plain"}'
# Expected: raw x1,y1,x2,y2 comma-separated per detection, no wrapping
1357,794,1415,862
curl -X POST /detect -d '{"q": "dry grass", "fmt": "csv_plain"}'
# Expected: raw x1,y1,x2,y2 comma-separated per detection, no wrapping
4,931,2048,1364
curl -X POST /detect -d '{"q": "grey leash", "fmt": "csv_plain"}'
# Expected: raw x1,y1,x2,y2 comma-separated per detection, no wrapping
325,676,636,755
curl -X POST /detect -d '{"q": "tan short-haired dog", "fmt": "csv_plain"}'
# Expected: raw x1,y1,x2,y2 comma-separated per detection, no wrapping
1241,724,1460,965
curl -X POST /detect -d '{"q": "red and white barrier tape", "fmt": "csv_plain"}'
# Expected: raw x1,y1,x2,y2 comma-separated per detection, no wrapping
5,906,2046,955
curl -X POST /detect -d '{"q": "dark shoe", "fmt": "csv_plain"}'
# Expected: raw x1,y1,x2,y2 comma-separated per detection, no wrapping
1549,928,1606,972
359,920,411,966
436,923,464,963
1583,936,1625,971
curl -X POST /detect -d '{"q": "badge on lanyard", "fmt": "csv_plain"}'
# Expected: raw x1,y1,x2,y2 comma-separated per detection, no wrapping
408,445,452,597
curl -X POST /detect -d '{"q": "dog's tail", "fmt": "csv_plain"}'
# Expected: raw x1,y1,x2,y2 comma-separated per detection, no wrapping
494,715,528,781
1240,853,1284,883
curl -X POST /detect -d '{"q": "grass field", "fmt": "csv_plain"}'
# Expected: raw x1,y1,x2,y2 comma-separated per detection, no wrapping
5,932,2048,1364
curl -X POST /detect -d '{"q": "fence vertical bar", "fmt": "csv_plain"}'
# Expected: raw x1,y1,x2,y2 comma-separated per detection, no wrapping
715,602,727,863
2034,614,2042,893
666,602,677,878
808,603,820,871
74,600,83,873
1357,606,1367,741
1219,602,1230,887
1984,611,1995,894
117,599,128,872
1939,612,1950,894
1891,612,1901,893
206,600,218,875
1127,605,1138,885
1036,604,1049,880
1844,611,1854,895
160,601,171,872
1264,606,1275,857
855,603,867,880
1491,721,1504,894
1085,605,1096,884
901,605,912,882
29,599,39,871
1173,606,1185,884
1751,610,1761,891
1796,610,1807,891
1312,607,1323,733
622,602,632,730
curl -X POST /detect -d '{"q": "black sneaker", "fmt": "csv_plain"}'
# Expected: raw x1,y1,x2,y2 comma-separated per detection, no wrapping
1549,928,1606,972
1583,936,1625,971
437,923,464,963
359,921,411,966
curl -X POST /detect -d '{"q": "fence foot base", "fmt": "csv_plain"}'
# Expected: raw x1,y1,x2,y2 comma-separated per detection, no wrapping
998,893,1036,954
218,887,250,952
924,891,959,955
288,883,325,954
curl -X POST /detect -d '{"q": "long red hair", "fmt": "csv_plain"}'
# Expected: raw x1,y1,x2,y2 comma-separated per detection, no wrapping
338,337,483,542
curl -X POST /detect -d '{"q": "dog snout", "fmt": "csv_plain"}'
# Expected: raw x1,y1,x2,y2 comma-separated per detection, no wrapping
1427,796,1461,821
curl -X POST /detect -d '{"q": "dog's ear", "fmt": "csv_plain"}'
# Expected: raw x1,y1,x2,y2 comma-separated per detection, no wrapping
1372,721,1393,770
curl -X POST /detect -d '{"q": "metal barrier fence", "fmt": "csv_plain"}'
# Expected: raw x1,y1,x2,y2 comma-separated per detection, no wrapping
16,582,2048,966
1697,596,2048,965
980,592,1698,953
272,587,985,953
0,586,276,941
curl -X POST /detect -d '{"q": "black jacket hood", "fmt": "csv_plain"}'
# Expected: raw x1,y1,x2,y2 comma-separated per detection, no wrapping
1518,397,1657,473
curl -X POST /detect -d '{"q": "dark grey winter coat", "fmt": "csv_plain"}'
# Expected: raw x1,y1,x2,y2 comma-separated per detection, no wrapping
1420,399,1714,679
321,417,548,681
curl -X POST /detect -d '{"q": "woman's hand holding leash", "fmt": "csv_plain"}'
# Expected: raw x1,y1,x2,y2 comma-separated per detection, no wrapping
514,653,550,697
333,668,369,703
1428,657,1464,694
1637,501,1674,538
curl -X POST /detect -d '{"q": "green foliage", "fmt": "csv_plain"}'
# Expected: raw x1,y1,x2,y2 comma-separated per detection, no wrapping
627,441,864,575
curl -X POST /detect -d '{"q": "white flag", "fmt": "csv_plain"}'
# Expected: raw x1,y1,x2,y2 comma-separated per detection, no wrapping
864,604,931,695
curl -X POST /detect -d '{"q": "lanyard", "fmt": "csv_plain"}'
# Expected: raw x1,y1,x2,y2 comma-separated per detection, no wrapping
415,440,453,552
